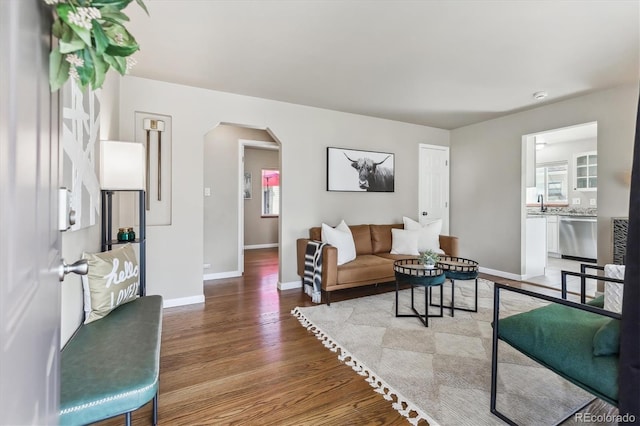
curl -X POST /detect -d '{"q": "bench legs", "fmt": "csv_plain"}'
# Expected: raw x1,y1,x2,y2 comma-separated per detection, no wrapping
153,392,158,426
120,392,158,426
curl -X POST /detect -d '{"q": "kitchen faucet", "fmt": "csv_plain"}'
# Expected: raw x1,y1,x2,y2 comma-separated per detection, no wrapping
537,194,547,212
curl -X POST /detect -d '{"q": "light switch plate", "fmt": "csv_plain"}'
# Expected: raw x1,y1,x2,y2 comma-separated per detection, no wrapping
572,198,581,205
58,188,72,231
590,199,597,206
204,187,211,196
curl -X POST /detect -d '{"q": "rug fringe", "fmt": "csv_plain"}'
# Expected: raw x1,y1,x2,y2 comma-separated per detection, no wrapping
291,307,440,426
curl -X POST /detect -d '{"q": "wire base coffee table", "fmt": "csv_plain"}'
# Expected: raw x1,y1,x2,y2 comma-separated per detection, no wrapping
430,256,479,317
394,259,446,327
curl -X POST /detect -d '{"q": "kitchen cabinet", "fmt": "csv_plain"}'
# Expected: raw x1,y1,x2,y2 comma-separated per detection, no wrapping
574,151,597,191
546,215,559,256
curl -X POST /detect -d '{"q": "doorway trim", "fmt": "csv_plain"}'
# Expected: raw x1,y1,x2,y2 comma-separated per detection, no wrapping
238,139,280,274
520,121,598,278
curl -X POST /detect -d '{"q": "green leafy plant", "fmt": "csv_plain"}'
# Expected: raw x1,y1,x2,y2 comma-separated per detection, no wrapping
44,0,148,92
419,249,440,267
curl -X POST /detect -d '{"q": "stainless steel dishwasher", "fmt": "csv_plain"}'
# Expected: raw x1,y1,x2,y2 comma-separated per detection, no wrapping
558,216,597,261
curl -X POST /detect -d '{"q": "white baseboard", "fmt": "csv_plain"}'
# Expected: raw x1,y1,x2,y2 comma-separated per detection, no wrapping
479,266,524,281
278,280,301,290
244,243,279,250
163,295,205,308
203,270,242,281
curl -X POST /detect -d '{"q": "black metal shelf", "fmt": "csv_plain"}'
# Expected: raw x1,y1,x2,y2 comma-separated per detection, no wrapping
104,239,144,246
101,190,146,296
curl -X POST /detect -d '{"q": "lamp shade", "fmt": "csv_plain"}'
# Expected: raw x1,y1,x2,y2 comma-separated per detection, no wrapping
100,140,145,190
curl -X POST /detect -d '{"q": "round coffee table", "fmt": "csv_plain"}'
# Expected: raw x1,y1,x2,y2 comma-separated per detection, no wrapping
394,259,446,327
432,256,479,317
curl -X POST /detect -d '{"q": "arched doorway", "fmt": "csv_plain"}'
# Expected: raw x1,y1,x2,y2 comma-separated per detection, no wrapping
202,123,282,282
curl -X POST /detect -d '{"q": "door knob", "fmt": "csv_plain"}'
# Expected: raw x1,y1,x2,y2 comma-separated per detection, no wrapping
58,259,89,281
422,211,428,216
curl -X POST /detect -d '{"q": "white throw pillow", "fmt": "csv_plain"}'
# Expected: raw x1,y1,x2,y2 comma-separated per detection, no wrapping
604,264,625,313
390,228,420,255
321,220,356,265
403,216,444,254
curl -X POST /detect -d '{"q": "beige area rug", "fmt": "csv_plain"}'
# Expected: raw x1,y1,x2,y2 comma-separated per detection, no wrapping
292,279,597,426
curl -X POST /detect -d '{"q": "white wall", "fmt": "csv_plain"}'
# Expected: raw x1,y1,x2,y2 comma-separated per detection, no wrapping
451,84,639,277
119,76,449,301
60,72,120,346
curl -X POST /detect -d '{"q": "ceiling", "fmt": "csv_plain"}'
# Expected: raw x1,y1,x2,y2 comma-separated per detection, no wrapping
126,1,640,130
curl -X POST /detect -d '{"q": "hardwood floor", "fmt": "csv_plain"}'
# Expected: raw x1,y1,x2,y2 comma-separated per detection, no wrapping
98,248,412,425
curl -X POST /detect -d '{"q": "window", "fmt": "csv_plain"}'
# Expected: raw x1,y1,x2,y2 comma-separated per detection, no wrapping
574,151,597,191
535,162,568,204
261,169,279,217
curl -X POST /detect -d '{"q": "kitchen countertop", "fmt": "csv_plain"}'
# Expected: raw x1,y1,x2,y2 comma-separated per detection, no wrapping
526,207,597,217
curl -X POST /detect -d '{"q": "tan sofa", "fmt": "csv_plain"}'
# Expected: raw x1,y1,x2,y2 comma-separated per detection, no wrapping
296,223,459,304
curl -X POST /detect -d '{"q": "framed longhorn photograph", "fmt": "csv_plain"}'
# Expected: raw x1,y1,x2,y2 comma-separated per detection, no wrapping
327,147,395,192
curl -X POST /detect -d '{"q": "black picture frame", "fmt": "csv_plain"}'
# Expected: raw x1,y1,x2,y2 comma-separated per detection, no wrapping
326,147,395,192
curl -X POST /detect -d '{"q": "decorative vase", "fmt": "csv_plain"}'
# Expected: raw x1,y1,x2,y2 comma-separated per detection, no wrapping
117,228,128,242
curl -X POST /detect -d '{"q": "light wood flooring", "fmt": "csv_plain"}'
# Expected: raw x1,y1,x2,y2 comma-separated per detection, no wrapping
96,248,574,426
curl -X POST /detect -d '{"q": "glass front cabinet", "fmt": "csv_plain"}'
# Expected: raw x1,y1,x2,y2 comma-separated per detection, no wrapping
574,151,597,191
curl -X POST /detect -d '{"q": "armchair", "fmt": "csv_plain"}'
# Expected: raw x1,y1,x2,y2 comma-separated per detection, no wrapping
491,268,623,424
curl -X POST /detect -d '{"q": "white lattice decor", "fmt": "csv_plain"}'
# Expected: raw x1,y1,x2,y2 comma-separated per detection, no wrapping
604,264,625,314
61,80,100,231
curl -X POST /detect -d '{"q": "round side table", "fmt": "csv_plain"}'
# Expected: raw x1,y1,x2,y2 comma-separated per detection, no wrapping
394,259,446,327
433,256,479,317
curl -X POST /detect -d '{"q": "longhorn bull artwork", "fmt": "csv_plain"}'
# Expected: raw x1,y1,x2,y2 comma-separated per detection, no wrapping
326,147,395,192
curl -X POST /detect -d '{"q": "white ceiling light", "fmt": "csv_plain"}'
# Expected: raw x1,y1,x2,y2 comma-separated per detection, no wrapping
533,91,548,100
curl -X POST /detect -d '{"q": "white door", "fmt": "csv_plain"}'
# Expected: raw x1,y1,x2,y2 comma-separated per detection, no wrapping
419,144,450,234
1,1,61,424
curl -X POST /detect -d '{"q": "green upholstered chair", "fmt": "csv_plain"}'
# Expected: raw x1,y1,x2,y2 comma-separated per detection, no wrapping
490,271,623,425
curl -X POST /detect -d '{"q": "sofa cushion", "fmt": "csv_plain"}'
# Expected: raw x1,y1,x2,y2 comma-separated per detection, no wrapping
375,252,418,261
371,224,403,253
337,254,394,284
350,224,373,255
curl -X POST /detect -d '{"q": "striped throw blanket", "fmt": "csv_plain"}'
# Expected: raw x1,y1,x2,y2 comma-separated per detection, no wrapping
304,240,327,303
